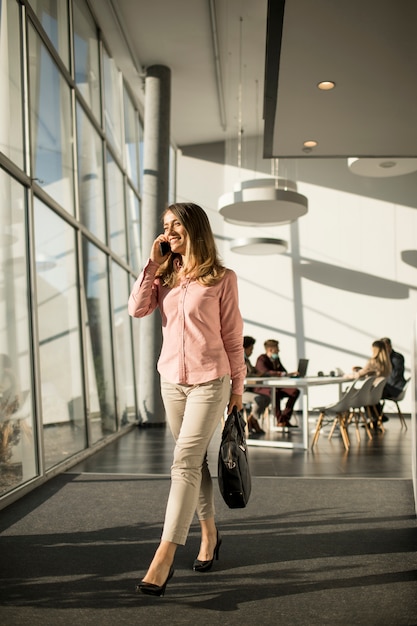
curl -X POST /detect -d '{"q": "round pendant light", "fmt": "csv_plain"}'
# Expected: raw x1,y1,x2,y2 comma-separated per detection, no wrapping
348,157,417,177
219,178,308,226
230,237,288,255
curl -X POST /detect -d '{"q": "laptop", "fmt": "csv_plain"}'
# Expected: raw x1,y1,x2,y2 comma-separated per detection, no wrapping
290,358,309,378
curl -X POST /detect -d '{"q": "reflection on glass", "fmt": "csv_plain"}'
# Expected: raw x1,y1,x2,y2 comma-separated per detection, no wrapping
112,263,136,425
0,0,24,169
28,24,74,214
107,151,127,261
126,187,141,271
83,240,116,442
34,199,86,469
76,102,105,241
0,172,37,495
123,86,141,190
73,0,101,122
29,0,69,68
103,47,122,158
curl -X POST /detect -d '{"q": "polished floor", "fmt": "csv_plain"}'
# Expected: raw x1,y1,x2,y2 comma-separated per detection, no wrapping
71,411,412,479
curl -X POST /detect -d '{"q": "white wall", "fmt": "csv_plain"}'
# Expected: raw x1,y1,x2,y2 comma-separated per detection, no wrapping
177,151,417,412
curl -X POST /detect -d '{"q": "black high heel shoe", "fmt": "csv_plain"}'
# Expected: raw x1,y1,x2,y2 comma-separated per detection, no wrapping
136,565,174,597
193,531,222,572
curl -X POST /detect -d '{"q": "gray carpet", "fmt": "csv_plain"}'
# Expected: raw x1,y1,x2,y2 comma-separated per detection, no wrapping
0,473,416,626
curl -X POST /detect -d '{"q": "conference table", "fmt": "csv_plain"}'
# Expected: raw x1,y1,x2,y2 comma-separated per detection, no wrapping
244,375,345,450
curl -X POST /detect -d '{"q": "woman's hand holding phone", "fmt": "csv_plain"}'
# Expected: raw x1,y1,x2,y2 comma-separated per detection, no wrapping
159,241,171,256
150,237,171,264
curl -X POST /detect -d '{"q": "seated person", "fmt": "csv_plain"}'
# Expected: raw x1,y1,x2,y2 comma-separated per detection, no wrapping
242,336,268,434
380,337,406,398
344,339,392,427
377,337,407,420
254,339,300,428
344,339,392,381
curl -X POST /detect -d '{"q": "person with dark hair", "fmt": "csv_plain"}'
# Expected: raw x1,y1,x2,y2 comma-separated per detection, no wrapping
242,336,268,435
255,339,300,428
128,202,246,596
344,339,393,429
377,338,406,420
380,338,406,396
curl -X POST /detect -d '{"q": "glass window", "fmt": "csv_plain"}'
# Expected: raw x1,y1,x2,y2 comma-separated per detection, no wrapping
34,199,86,469
29,0,69,68
106,151,127,261
76,102,105,241
102,47,123,158
112,263,136,425
139,127,144,193
169,145,177,204
0,0,24,169
123,86,141,190
0,171,37,495
126,187,141,271
82,240,116,443
73,0,101,122
28,23,74,214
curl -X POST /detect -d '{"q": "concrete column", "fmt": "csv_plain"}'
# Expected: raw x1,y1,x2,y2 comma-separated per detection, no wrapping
138,65,171,424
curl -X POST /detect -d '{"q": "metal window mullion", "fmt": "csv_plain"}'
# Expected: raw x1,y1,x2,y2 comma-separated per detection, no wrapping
107,257,120,430
19,1,31,178
26,185,45,477
75,228,92,448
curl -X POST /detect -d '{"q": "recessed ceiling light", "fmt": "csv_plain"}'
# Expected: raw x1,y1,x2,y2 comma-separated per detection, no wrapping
317,81,335,91
379,161,396,169
303,140,318,148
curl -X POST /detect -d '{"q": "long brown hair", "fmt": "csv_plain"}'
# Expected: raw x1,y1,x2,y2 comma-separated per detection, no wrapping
371,339,392,377
156,203,226,287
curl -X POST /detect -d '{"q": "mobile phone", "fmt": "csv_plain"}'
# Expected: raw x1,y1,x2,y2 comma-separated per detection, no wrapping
159,241,171,256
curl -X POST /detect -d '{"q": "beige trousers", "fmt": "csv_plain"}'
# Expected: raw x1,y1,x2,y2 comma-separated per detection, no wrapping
160,375,231,545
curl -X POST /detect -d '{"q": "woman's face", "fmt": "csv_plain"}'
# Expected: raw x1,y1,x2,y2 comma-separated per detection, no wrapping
163,210,188,255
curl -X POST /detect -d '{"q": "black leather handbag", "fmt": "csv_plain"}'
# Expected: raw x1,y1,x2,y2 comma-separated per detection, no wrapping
218,406,251,508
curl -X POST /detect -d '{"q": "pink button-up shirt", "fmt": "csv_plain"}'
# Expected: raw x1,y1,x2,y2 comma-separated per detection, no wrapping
128,259,246,395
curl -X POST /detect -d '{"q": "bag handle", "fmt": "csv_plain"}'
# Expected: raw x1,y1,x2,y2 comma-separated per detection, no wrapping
226,405,246,441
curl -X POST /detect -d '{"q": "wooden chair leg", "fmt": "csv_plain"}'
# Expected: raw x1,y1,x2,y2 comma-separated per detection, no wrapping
328,417,339,440
366,405,377,431
311,412,325,447
360,408,373,440
396,401,408,429
339,413,350,451
371,405,385,434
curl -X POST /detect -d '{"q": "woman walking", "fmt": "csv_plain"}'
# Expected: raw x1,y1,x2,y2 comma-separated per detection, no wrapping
128,202,245,596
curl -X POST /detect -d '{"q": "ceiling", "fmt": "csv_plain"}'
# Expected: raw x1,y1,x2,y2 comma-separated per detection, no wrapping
94,0,417,160
266,0,417,158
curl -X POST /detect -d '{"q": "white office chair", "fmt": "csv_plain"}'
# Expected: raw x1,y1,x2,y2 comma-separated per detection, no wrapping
381,378,410,430
361,376,387,433
347,376,376,443
311,380,360,451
